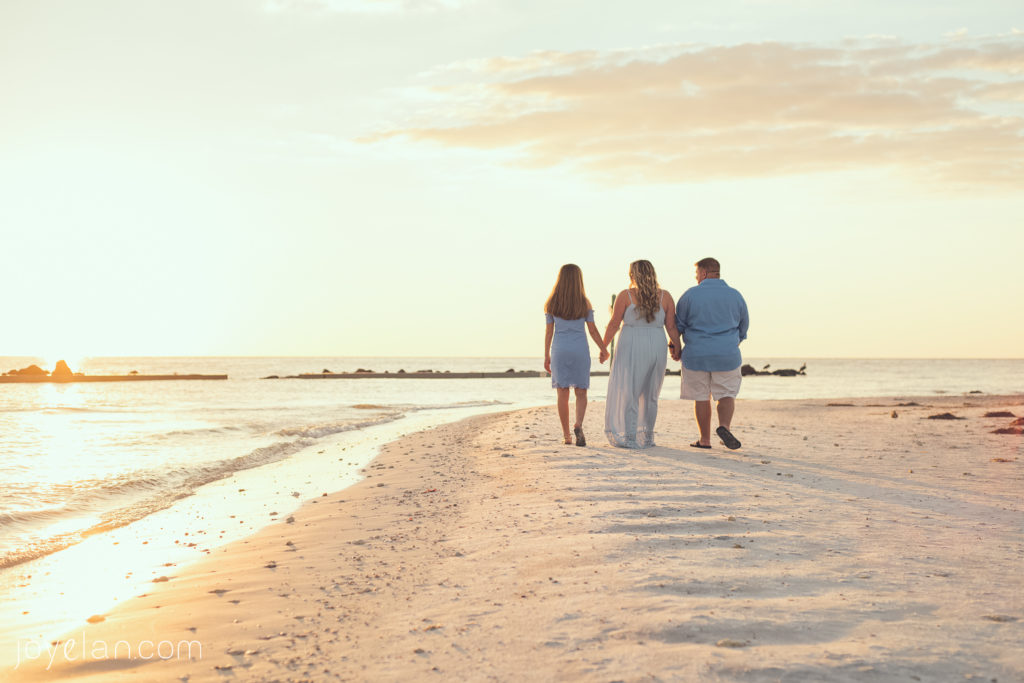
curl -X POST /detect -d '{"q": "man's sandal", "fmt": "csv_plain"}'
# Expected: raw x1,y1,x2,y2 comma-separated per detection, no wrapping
716,426,742,450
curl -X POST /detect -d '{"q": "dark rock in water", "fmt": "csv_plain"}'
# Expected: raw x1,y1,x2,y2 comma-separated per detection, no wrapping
262,375,280,379
52,360,74,379
506,368,516,373
928,413,965,420
984,411,1016,418
743,363,805,377
992,427,1024,435
129,370,139,375
12,364,49,376
896,402,920,407
398,369,406,374
16,364,49,376
323,368,332,374
355,368,373,373
969,390,983,394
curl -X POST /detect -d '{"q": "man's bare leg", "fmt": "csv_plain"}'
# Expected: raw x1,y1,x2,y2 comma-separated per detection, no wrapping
717,397,735,431
694,400,713,446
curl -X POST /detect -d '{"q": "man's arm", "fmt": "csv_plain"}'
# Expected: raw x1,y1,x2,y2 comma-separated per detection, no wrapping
675,292,689,335
737,293,749,343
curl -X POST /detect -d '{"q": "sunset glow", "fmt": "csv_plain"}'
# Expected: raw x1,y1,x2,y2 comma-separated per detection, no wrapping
2,1,1022,358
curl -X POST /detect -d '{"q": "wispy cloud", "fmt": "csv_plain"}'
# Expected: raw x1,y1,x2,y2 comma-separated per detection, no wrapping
363,36,1024,188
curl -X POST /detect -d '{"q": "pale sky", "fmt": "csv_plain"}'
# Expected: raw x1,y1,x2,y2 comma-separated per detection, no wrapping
2,0,1022,359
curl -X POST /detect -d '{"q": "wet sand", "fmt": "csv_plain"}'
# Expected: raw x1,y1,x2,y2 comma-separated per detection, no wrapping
6,396,1023,682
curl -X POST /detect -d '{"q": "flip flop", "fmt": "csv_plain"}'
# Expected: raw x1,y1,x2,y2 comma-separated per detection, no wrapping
690,441,711,449
574,426,586,447
716,426,742,450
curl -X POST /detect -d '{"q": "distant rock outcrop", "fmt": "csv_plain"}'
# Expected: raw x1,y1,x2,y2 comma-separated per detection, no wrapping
741,363,807,377
52,360,74,379
6,364,48,376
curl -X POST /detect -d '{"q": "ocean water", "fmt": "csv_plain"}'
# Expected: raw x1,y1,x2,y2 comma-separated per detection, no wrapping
1,355,1022,575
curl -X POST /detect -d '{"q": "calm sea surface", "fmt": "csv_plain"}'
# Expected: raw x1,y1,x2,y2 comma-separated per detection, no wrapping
2,356,1022,573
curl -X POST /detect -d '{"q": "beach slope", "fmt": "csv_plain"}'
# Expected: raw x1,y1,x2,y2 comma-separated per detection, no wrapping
8,396,1023,682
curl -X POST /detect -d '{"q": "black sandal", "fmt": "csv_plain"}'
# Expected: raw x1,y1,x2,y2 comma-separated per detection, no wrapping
690,441,711,449
716,426,742,450
574,426,586,447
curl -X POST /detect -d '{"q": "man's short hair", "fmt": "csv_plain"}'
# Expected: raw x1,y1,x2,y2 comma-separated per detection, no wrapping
695,257,720,274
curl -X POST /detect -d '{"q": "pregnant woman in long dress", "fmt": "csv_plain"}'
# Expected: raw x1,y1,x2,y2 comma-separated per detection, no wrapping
603,260,681,448
544,264,609,446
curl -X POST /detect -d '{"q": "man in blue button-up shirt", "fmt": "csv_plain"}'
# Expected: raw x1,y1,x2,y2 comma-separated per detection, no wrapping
674,258,749,450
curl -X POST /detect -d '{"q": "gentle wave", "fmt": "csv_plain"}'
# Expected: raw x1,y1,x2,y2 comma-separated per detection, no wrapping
0,505,73,527
0,436,317,569
0,405,127,414
405,399,509,411
0,397,512,570
275,412,405,438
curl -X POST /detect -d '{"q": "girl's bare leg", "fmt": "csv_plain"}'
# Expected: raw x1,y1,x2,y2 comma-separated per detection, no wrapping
573,388,588,446
556,388,571,443
574,388,588,428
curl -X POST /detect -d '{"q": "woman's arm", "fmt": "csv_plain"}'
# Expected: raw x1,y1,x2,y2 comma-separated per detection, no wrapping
662,291,682,360
602,290,629,349
544,322,554,373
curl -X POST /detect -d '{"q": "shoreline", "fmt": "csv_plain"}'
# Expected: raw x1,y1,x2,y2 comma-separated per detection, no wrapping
0,401,523,658
6,394,1024,681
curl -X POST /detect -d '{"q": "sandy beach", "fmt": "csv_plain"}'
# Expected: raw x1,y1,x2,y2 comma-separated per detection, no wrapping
6,395,1023,682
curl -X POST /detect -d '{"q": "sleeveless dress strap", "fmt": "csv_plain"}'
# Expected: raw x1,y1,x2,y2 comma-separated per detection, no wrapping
627,290,635,305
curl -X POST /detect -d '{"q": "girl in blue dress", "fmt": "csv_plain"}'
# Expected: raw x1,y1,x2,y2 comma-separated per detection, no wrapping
544,264,609,446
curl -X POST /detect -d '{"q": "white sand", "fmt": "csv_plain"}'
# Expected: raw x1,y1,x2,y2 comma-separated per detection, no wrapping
7,396,1023,682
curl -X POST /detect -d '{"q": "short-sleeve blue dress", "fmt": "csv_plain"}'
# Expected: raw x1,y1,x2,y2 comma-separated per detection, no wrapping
546,309,595,389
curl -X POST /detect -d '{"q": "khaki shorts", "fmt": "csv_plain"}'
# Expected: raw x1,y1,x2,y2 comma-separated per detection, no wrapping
681,367,742,401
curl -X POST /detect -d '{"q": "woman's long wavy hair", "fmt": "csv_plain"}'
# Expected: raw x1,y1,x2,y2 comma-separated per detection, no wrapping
545,264,591,320
629,260,661,323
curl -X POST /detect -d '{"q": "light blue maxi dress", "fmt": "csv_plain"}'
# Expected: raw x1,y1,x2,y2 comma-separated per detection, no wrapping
546,310,594,389
604,293,667,448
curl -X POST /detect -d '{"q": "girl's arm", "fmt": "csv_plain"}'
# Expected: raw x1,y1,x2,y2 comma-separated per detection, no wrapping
586,320,605,351
583,299,607,352
586,318,609,363
544,322,554,373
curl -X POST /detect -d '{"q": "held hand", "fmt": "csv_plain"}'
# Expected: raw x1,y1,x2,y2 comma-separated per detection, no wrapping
599,348,610,364
544,357,551,373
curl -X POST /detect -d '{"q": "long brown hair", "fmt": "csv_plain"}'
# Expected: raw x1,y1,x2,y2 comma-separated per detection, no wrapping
545,264,591,320
629,260,661,322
